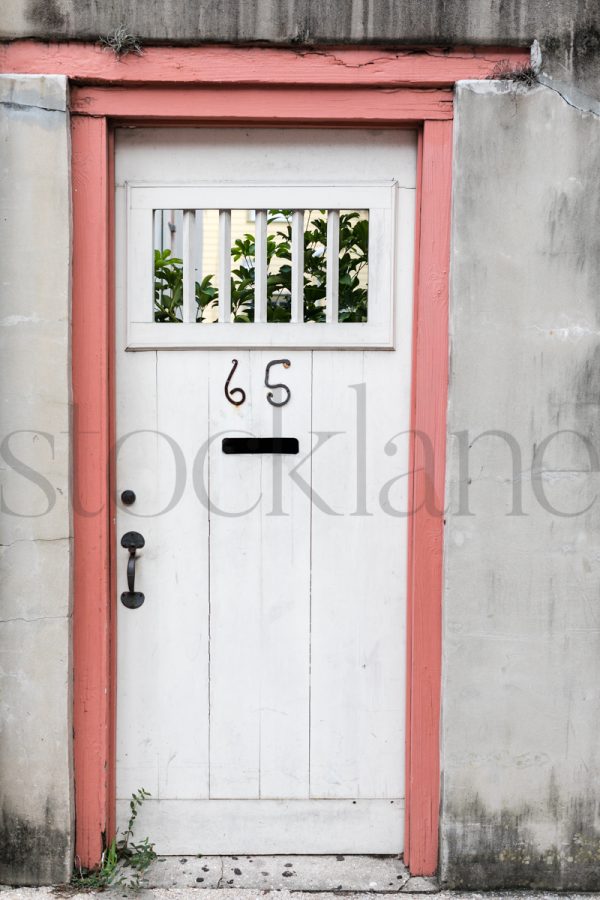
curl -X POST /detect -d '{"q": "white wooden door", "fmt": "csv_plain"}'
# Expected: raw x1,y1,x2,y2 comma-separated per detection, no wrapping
115,127,416,854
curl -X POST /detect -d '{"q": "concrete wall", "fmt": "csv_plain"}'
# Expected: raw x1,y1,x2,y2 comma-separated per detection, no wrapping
442,80,600,890
0,74,73,885
1,0,600,96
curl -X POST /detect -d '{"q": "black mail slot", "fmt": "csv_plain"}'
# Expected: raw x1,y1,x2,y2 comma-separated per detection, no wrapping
222,437,299,455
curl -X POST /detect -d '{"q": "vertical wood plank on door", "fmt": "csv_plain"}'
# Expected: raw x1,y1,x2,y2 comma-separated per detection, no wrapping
207,349,259,796
309,364,409,799
254,353,312,798
154,351,211,798
115,350,162,797
208,351,312,798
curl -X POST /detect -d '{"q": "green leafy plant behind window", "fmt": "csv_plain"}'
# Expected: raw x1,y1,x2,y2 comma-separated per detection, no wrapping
153,209,368,323
154,249,218,323
338,210,369,322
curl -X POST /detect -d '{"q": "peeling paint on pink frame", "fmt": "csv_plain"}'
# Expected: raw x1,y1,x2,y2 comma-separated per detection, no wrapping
2,41,529,875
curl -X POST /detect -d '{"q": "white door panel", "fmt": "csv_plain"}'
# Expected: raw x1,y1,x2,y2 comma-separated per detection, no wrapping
207,350,312,799
115,127,416,853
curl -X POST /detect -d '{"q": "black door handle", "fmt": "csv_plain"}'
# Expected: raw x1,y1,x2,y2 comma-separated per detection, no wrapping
120,531,145,609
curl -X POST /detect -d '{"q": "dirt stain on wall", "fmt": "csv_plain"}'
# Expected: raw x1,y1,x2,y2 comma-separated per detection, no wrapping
443,790,600,890
0,801,70,885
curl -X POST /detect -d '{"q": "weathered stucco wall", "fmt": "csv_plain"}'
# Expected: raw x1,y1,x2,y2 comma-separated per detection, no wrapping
442,80,600,890
1,0,600,95
0,74,73,884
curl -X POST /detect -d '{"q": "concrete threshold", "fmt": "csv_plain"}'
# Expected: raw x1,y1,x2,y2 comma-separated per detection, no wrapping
138,856,428,893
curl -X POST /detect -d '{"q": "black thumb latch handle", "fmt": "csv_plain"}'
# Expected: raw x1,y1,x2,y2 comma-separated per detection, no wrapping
222,437,299,454
120,531,145,609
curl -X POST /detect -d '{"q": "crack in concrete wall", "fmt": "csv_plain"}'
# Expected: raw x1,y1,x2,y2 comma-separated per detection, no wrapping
537,74,600,118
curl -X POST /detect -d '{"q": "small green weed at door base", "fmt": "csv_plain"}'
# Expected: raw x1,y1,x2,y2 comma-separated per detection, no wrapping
70,788,156,891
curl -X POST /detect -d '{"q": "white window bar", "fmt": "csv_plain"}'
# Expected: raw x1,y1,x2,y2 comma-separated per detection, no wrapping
195,209,204,281
152,209,174,254
254,209,268,323
153,209,163,252
163,210,173,253
291,210,304,323
218,210,232,323
182,209,196,323
171,209,184,256
326,209,340,324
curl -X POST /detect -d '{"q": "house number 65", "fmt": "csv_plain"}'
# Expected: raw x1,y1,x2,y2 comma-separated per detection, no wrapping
224,358,291,407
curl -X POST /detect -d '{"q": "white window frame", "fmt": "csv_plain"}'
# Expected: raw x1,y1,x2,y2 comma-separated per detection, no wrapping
126,182,398,350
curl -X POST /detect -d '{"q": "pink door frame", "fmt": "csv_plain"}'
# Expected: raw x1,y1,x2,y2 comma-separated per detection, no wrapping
2,41,528,875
